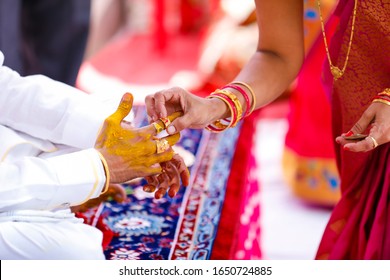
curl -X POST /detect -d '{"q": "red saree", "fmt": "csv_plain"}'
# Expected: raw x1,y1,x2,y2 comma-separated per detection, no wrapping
316,0,390,259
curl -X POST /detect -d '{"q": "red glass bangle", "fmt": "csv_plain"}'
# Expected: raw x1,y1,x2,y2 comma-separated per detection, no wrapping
372,94,390,102
210,92,239,127
222,84,251,117
232,81,256,114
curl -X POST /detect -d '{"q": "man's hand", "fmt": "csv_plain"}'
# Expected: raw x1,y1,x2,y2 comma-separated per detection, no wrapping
95,93,180,183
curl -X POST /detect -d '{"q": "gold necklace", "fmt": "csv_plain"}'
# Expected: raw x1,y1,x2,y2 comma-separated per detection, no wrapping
317,0,358,80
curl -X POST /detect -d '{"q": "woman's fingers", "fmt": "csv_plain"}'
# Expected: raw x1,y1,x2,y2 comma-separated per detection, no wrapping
342,134,379,152
336,103,390,152
145,87,188,127
139,111,184,135
145,95,158,121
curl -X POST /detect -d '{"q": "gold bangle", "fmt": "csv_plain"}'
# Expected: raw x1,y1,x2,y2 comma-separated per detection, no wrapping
232,81,256,114
378,88,390,97
206,95,235,131
96,151,110,195
372,98,390,107
211,89,244,124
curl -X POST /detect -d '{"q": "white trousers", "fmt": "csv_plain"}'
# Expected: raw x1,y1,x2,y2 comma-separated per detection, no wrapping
0,212,105,260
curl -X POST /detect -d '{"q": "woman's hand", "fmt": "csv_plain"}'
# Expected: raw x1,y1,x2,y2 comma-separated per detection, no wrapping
95,92,181,183
145,87,229,134
336,102,390,152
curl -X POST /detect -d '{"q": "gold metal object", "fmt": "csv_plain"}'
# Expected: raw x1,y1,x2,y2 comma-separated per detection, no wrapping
378,88,390,97
153,122,164,133
372,99,390,107
159,117,171,129
317,0,358,81
368,135,379,149
343,133,367,140
156,138,170,154
232,81,256,114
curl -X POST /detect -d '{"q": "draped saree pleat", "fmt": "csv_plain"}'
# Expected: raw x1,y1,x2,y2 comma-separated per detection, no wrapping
316,0,390,259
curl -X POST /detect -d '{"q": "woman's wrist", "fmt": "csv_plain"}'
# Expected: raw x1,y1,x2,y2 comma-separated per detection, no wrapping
207,97,231,122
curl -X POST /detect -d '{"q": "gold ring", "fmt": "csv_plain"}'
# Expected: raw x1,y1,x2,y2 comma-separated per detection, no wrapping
156,138,170,154
368,135,379,149
159,117,171,129
152,122,164,133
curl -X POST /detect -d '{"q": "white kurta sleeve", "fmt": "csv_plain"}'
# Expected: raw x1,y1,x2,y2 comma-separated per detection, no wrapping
0,52,115,149
0,148,106,211
0,51,117,212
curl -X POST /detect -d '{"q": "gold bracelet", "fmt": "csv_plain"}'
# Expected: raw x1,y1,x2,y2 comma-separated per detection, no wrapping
211,89,243,123
206,95,235,131
372,98,390,107
378,88,390,97
232,81,256,114
96,151,110,195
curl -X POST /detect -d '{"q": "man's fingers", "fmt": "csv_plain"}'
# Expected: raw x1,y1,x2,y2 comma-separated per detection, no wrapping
143,176,159,193
155,172,170,199
168,184,180,198
109,93,134,125
107,184,127,203
148,149,176,163
153,134,180,154
168,111,184,122
162,161,181,198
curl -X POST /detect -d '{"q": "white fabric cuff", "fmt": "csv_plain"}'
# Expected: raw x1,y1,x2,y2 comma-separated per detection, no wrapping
45,148,106,208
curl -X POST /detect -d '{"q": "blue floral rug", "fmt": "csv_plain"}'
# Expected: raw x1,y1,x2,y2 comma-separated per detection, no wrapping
95,107,241,260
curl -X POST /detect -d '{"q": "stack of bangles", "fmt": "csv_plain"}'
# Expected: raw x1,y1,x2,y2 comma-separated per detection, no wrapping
205,81,256,133
372,88,390,106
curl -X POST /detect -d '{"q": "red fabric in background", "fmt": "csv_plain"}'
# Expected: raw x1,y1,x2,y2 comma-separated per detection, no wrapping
211,111,262,259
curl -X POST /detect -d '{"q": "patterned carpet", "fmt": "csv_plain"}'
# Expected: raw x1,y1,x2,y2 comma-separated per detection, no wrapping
79,107,262,260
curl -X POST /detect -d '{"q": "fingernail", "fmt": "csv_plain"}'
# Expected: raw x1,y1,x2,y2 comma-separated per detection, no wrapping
152,115,158,121
345,131,354,137
167,125,177,134
122,93,132,102
343,146,350,151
